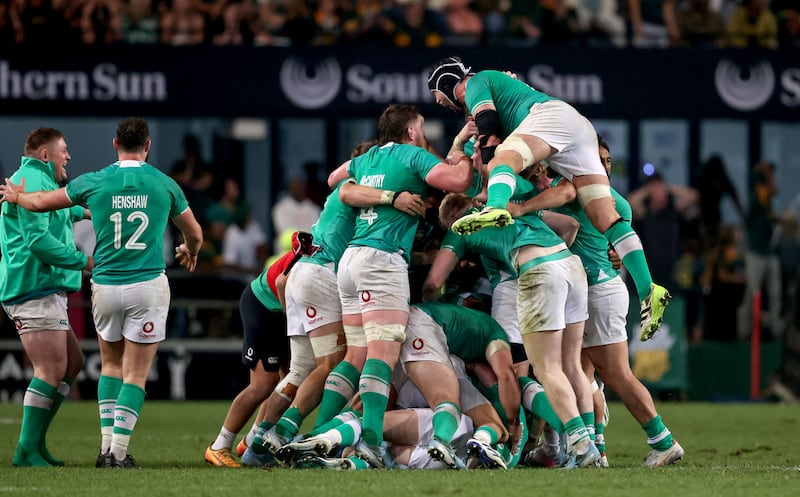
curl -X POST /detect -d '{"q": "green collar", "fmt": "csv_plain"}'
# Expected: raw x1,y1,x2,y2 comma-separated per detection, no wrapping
20,156,55,181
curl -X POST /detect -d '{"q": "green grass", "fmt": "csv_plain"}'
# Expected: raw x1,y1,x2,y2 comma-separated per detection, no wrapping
1,401,798,497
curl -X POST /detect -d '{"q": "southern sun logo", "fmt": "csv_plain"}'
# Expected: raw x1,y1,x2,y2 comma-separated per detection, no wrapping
280,57,342,110
714,58,775,112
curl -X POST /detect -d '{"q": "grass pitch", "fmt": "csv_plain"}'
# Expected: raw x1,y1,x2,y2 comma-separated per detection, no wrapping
0,401,798,497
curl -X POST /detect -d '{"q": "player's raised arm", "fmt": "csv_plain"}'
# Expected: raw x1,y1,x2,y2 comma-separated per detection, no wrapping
1,177,73,211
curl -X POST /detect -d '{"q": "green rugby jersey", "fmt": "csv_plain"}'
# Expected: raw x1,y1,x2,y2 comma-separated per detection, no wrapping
250,268,283,313
307,182,356,270
347,143,440,261
65,160,189,285
548,176,631,285
465,70,557,136
440,211,516,289
0,157,87,303
413,302,508,362
511,212,566,252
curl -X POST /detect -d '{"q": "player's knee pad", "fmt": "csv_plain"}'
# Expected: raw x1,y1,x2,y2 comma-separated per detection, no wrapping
591,379,600,394
576,183,611,207
496,135,535,168
310,332,346,359
363,321,406,343
343,324,367,347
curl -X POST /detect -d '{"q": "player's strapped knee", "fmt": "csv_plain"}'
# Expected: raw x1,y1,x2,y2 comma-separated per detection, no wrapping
485,338,511,363
591,380,600,394
343,324,367,347
310,332,346,359
496,136,535,168
278,340,315,401
576,183,612,207
363,321,406,343
289,336,316,376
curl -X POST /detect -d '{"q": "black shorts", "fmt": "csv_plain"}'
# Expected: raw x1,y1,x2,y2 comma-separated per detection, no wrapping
511,342,528,364
239,285,289,372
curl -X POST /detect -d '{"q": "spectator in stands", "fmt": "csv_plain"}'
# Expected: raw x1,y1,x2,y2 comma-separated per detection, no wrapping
443,0,483,45
280,0,318,44
211,1,253,45
19,0,75,46
571,0,627,47
221,205,269,279
696,155,745,249
310,0,346,45
538,0,584,45
628,172,700,291
388,0,448,47
0,0,23,45
206,177,245,259
271,175,321,254
302,161,328,207
473,0,508,44
727,0,779,48
252,0,290,46
161,0,206,45
120,0,159,44
626,0,681,47
170,134,215,225
506,0,544,45
675,0,727,47
340,0,395,45
79,0,121,45
702,225,746,341
738,160,782,341
775,0,800,48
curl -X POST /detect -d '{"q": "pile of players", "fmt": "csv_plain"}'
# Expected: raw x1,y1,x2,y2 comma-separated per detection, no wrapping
203,57,684,471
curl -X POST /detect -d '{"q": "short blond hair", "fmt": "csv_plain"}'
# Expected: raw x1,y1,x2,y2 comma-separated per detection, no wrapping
438,192,475,228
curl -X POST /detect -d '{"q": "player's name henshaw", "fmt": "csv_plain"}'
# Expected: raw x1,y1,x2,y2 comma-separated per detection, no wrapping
112,195,148,209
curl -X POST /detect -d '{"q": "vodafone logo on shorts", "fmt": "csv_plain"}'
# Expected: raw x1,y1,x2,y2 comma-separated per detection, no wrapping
410,337,431,358
13,319,24,331
360,291,371,302
306,305,322,325
138,321,156,340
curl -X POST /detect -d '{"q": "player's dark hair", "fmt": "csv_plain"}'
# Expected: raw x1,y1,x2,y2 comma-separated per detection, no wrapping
351,139,379,158
24,128,64,156
597,135,610,152
378,104,420,145
116,117,150,152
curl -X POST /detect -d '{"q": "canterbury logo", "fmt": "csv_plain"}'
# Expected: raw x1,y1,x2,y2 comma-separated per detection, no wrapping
715,59,774,112
280,57,341,110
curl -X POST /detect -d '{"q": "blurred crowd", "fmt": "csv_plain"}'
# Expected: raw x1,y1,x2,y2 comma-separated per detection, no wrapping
1,0,798,49
625,157,798,345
